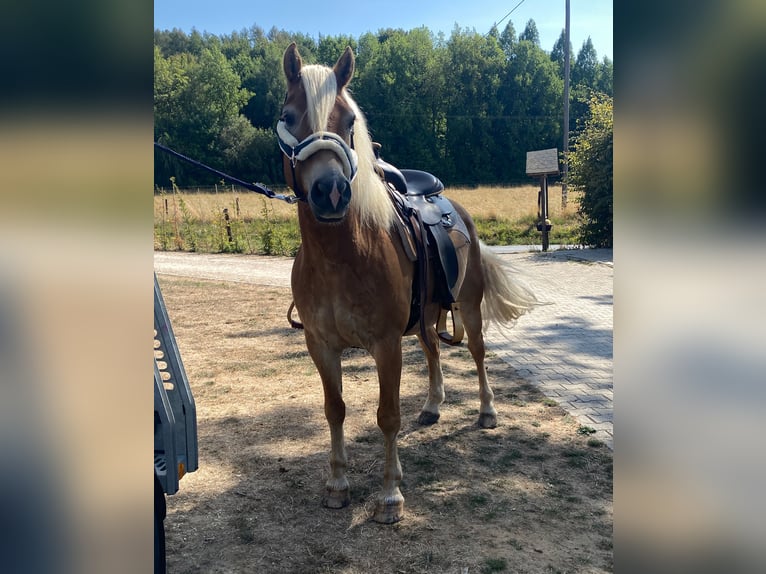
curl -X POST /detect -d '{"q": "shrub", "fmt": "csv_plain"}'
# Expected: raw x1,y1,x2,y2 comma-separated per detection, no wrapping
567,93,613,248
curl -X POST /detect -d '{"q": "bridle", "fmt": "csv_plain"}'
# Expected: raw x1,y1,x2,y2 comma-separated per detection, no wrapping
276,119,359,199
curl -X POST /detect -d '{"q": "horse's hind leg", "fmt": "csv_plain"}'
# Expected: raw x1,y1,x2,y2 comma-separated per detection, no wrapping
305,333,350,509
416,326,445,425
462,301,498,428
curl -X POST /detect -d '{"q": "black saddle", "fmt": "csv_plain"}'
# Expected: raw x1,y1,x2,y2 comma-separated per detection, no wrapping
374,153,470,346
376,158,444,198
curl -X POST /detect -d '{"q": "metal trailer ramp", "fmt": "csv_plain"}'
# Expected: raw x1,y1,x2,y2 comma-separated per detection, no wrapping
154,273,198,495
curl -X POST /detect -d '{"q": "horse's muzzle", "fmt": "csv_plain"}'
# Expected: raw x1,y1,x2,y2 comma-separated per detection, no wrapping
309,174,352,221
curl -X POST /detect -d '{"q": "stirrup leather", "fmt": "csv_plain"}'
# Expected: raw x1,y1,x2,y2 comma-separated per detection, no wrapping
437,302,464,345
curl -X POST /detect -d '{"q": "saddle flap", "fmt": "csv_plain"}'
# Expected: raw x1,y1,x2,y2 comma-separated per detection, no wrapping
409,194,453,226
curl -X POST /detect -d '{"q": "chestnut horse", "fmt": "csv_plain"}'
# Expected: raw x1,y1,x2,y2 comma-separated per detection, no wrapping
279,43,537,523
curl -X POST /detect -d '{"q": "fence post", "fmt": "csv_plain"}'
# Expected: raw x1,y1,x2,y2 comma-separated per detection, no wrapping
235,197,240,217
223,208,233,243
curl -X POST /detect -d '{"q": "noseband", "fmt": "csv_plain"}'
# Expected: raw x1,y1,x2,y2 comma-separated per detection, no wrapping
277,121,359,188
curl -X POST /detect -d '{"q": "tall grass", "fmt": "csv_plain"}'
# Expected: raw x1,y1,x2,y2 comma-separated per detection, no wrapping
154,184,582,255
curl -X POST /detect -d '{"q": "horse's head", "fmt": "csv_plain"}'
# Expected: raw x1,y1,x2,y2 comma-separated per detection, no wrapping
279,43,358,223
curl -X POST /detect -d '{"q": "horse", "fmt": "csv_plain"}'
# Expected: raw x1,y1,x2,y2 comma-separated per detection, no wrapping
278,42,538,524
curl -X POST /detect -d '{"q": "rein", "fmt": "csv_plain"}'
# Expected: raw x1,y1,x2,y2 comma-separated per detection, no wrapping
154,141,304,204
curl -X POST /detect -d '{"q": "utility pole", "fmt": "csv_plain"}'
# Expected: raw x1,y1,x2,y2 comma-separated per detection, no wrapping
562,0,571,208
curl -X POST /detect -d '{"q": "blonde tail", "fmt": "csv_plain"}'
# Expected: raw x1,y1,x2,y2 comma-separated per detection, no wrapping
480,243,539,328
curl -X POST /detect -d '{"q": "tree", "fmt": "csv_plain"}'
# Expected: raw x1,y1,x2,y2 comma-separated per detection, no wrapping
218,116,282,184
519,19,540,46
154,28,192,56
567,94,613,247
154,44,251,185
550,29,572,77
594,56,613,96
353,28,445,172
572,37,598,87
442,27,506,183
497,38,563,182
153,23,611,188
317,34,357,67
499,21,517,57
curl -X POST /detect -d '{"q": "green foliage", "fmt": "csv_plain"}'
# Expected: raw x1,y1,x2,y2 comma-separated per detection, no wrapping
519,19,540,46
550,30,572,77
155,208,578,255
482,557,508,573
154,42,252,185
155,186,171,250
173,180,198,251
153,23,612,187
257,200,293,256
499,40,563,181
567,94,613,248
572,38,599,88
473,213,580,247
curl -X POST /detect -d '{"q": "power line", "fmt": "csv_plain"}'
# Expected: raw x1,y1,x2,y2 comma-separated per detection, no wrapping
495,0,528,29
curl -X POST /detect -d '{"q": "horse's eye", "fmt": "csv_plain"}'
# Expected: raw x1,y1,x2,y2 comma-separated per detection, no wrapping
347,114,356,131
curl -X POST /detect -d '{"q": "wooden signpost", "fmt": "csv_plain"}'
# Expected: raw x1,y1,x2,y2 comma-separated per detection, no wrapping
526,148,560,252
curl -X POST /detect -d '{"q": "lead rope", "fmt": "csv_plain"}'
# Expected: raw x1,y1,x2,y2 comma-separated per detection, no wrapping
154,142,304,204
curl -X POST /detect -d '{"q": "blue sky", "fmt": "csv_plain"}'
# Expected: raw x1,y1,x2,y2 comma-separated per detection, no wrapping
154,0,613,61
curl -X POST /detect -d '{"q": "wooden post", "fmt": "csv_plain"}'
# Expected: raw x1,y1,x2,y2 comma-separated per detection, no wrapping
562,0,571,209
541,175,550,252
223,208,233,243
235,197,240,217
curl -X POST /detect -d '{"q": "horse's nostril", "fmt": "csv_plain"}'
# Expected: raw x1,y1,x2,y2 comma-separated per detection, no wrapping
313,176,351,211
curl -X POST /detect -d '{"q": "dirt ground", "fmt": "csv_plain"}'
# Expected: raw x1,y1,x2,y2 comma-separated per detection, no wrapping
158,275,612,573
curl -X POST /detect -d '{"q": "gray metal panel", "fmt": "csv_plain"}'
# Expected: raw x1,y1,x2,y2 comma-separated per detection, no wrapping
154,274,199,473
154,362,179,495
153,273,199,496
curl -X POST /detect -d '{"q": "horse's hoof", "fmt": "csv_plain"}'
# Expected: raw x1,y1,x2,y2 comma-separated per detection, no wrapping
417,410,440,426
373,495,404,524
322,487,351,509
478,413,498,429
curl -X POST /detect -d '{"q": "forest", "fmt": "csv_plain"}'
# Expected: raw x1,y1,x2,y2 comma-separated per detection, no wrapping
154,19,612,188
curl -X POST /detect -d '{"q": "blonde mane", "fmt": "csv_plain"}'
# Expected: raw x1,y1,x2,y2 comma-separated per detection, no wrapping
300,64,395,230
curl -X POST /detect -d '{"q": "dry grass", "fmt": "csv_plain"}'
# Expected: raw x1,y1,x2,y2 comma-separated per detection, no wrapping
154,184,580,224
158,275,612,574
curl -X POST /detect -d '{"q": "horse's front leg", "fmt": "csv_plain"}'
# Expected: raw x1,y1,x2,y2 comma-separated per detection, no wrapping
305,332,350,509
371,338,405,524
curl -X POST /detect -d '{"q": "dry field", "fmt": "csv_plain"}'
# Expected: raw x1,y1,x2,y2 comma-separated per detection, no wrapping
159,274,612,574
154,184,579,224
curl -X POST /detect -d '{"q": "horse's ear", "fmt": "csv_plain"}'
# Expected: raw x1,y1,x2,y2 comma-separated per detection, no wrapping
283,42,302,84
333,46,355,89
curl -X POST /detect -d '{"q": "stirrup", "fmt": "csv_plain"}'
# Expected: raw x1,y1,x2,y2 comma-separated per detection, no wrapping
437,302,464,345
